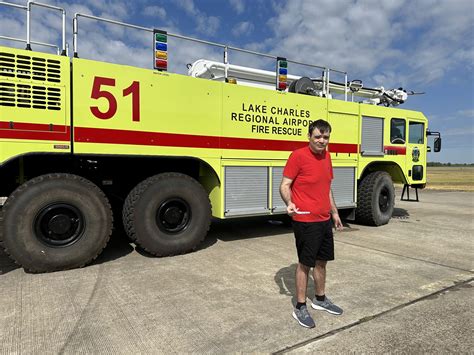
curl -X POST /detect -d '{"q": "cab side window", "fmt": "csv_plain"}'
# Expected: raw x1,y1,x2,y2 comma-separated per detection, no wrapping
390,118,406,144
409,122,425,144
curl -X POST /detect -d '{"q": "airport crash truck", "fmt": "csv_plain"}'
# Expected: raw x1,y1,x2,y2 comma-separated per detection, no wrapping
0,2,441,272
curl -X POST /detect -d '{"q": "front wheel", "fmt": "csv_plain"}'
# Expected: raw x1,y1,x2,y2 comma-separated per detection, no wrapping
355,171,395,226
122,173,211,256
0,174,113,272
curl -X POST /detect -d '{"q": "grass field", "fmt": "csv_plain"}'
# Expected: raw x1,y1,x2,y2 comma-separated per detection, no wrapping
425,166,474,191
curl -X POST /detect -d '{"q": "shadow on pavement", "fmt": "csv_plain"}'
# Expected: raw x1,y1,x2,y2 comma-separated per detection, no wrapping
392,207,410,219
0,248,19,275
0,213,364,274
90,228,135,266
209,215,293,242
274,263,317,307
0,226,135,274
137,216,293,257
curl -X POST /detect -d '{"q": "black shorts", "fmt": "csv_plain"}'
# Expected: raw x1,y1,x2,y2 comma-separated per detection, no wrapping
292,219,334,267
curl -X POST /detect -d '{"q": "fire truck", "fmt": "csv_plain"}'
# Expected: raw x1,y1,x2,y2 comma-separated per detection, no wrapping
0,2,441,272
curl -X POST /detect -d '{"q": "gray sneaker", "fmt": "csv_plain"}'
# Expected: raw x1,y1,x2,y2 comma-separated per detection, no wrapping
292,305,315,328
311,296,343,315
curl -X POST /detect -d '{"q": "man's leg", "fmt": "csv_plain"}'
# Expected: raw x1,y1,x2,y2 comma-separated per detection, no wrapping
292,222,316,328
292,262,315,328
311,260,343,315
313,260,327,296
296,262,310,302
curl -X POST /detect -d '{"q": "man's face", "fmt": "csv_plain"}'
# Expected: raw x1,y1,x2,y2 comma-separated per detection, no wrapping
308,127,330,154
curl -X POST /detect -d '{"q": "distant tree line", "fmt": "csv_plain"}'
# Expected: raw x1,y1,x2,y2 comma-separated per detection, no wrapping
428,162,474,167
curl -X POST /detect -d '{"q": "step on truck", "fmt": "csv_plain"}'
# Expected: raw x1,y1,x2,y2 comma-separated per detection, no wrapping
0,1,442,272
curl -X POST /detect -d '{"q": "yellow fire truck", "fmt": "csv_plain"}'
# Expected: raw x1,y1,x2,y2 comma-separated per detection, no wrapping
0,2,441,272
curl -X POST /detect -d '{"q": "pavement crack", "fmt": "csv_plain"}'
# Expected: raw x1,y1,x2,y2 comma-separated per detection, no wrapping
335,240,473,273
272,277,474,354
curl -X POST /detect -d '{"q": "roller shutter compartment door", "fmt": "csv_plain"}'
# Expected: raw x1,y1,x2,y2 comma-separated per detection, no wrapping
361,116,384,156
224,166,269,216
332,167,356,208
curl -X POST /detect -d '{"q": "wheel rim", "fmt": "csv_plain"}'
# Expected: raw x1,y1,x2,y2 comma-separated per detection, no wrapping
34,203,85,247
379,187,390,213
156,198,191,234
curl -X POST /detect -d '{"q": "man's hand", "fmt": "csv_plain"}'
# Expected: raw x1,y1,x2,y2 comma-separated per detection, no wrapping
332,212,343,231
286,202,298,216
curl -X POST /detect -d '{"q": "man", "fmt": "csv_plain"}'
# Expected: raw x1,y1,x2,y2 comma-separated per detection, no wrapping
280,119,343,328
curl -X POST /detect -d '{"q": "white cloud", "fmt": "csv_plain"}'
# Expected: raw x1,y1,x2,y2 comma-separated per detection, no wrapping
229,0,245,14
175,0,196,15
443,127,474,136
232,21,254,37
142,6,167,19
458,109,474,118
175,0,220,36
266,0,474,90
266,0,403,83
197,16,220,36
0,17,24,41
79,0,130,19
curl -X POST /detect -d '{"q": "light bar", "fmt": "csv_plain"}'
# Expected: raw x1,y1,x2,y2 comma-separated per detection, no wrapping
154,29,167,71
276,57,287,91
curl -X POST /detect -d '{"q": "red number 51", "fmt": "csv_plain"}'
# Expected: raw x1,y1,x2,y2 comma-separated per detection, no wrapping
90,76,140,122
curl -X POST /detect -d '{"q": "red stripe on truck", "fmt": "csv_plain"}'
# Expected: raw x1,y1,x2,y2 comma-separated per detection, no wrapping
0,121,358,153
74,126,359,153
0,121,70,141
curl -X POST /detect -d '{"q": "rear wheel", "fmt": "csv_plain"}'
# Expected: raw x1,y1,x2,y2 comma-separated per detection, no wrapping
0,174,113,272
355,171,395,226
122,173,211,256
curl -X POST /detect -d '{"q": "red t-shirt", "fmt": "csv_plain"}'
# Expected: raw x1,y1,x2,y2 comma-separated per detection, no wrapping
283,146,333,222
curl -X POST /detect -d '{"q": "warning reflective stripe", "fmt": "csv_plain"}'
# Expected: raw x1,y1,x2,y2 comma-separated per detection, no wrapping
0,120,359,153
0,121,70,141
329,143,359,154
0,121,67,132
74,126,359,153
384,145,407,155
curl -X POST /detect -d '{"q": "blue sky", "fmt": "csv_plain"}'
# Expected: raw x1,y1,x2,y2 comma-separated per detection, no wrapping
1,0,473,163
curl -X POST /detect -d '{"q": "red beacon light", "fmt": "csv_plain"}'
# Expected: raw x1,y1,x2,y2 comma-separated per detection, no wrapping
154,29,168,71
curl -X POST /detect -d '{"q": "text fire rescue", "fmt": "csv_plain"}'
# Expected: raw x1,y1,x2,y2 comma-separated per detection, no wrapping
231,103,312,136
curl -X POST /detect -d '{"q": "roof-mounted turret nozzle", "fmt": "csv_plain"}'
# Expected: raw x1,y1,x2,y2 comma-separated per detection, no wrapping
348,80,363,92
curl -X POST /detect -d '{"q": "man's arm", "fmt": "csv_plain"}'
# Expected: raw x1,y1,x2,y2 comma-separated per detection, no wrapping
330,189,343,230
280,176,297,216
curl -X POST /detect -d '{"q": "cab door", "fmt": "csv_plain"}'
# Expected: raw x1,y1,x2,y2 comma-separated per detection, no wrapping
406,120,426,184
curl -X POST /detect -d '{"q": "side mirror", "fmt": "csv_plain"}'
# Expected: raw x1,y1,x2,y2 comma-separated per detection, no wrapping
434,137,441,152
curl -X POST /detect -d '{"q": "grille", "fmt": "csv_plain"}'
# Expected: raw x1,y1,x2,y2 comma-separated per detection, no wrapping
0,51,62,83
0,82,61,110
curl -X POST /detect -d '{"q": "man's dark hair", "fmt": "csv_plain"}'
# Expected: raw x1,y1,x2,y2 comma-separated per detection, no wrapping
308,119,332,135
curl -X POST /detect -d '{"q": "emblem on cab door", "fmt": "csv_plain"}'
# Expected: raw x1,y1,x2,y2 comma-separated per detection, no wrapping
412,147,420,162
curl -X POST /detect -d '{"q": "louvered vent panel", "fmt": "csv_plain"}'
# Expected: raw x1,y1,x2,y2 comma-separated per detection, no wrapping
0,82,61,110
0,52,61,83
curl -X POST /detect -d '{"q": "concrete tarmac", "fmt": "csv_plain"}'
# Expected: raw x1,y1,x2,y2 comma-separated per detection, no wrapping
0,189,473,353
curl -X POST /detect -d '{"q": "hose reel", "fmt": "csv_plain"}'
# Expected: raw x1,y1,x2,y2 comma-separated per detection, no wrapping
288,77,317,95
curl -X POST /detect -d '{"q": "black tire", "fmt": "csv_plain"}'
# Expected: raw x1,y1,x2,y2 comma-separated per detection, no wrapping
122,173,211,256
355,171,395,226
0,174,113,272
